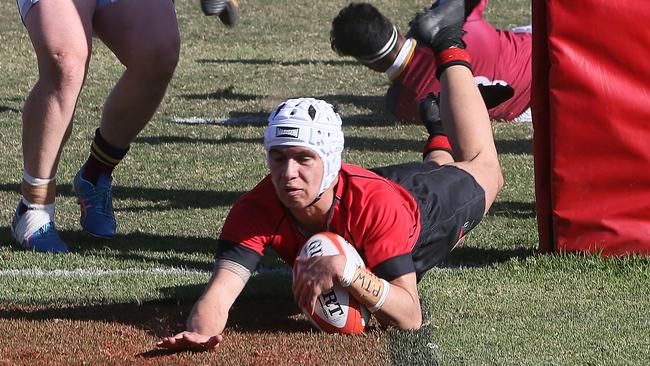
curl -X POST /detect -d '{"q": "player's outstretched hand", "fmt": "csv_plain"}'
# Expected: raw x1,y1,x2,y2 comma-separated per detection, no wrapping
156,331,222,351
409,0,466,53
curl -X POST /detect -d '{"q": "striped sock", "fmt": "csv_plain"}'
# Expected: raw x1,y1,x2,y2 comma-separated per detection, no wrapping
82,129,129,184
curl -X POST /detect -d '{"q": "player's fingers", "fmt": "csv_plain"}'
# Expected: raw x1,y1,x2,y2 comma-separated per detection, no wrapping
155,339,170,348
203,335,223,349
180,333,215,351
308,295,317,315
292,274,303,299
156,335,183,349
295,284,307,309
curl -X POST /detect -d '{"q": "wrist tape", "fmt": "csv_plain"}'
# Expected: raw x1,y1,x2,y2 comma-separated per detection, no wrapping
368,279,390,313
435,47,472,79
340,256,357,288
340,257,391,313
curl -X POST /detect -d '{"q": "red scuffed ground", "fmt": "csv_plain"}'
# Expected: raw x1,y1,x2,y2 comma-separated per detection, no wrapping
0,300,390,365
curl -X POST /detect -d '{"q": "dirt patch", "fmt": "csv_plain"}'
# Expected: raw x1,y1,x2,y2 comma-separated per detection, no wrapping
0,300,391,365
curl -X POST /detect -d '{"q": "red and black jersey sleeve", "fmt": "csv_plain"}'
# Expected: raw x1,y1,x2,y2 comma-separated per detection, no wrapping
215,177,283,272
356,188,419,281
215,239,262,273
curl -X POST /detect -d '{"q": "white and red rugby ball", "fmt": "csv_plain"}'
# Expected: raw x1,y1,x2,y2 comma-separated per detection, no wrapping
294,232,370,335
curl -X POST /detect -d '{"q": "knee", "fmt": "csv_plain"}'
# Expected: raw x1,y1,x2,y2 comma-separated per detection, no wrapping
128,37,180,84
39,51,88,93
494,164,505,193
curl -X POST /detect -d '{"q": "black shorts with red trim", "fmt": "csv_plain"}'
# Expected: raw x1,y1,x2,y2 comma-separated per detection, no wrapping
371,162,485,282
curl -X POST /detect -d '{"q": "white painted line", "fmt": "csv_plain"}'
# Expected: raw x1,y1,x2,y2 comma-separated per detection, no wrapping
168,115,393,126
0,266,291,277
169,116,264,126
0,268,210,277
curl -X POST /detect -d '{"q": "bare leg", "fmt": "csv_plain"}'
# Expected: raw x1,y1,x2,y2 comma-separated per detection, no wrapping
13,0,95,252
22,0,95,180
439,65,503,213
93,0,180,149
67,0,179,239
424,150,454,165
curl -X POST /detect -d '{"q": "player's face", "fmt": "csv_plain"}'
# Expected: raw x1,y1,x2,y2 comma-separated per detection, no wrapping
268,146,323,208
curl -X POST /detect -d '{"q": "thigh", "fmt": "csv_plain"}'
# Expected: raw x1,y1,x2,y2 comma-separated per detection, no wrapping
92,0,180,66
23,0,95,68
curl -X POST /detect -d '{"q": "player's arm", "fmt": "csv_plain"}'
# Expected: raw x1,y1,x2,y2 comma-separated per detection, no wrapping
157,259,250,350
340,264,422,330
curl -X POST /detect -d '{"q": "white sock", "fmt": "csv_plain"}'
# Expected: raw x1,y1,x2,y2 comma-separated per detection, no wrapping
23,170,55,186
13,197,56,243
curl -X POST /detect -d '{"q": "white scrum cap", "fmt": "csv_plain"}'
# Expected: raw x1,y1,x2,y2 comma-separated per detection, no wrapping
264,98,344,195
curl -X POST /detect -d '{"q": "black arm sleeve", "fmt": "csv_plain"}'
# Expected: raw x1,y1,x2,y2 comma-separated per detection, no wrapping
215,239,262,273
372,253,416,282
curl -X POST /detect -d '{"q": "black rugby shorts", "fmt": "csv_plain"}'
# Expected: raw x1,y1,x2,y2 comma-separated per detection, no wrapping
371,162,485,282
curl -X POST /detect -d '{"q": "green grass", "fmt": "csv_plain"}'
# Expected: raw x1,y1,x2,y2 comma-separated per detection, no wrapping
1,0,649,365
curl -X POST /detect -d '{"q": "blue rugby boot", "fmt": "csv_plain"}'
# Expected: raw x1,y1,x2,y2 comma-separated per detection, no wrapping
11,202,68,253
73,168,116,239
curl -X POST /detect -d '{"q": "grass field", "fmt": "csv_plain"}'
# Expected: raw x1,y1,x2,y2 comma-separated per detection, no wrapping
1,1,649,365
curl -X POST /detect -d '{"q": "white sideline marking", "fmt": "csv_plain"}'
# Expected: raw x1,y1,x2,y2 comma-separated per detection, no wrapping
169,116,264,126
0,268,210,277
0,266,291,277
168,115,392,126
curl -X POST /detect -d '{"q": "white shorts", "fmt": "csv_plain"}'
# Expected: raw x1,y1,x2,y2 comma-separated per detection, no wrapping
17,0,120,23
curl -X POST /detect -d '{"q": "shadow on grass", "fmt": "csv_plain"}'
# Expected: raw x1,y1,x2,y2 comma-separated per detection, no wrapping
183,86,260,102
180,86,384,107
495,138,533,155
0,183,535,221
388,297,438,366
0,105,20,113
488,201,536,219
135,134,262,145
167,110,399,127
196,58,358,67
0,225,292,272
0,183,245,211
0,295,308,339
136,134,423,152
181,88,388,112
135,133,532,158
0,227,213,270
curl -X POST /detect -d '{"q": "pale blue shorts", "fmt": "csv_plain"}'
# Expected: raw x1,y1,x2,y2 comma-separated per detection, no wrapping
17,0,120,23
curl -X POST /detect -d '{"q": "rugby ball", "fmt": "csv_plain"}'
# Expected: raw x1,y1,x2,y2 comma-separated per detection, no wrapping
294,232,370,335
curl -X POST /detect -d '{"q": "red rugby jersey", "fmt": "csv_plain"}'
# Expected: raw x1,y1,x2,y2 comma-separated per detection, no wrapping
217,163,421,280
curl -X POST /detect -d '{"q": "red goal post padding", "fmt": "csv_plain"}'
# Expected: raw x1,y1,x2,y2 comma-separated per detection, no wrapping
533,0,650,255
